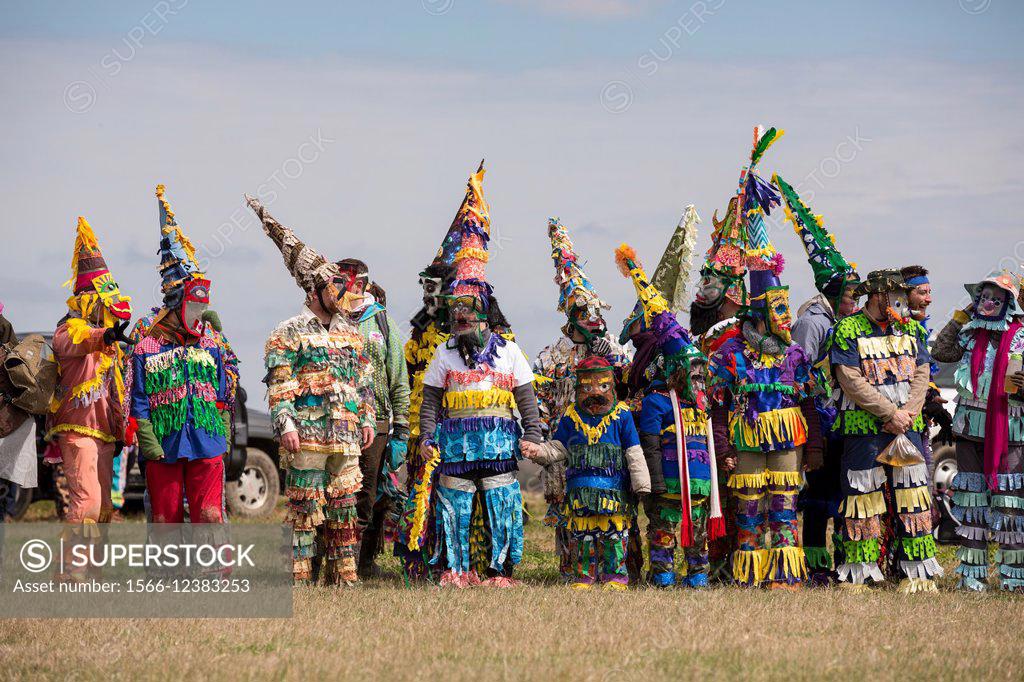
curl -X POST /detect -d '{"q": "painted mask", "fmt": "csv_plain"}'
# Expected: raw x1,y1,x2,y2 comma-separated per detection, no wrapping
420,275,445,315
448,295,488,340
181,278,210,337
568,303,607,342
885,290,911,325
91,271,132,321
765,285,792,345
976,283,1009,321
575,368,616,417
693,268,727,308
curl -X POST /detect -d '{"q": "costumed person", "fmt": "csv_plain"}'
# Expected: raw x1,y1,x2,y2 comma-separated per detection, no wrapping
534,217,631,582
931,271,1024,591
128,186,238,540
47,217,133,575
521,356,648,589
332,257,410,579
247,195,375,585
827,269,939,593
0,305,38,520
775,173,862,585
616,243,725,588
706,155,823,590
415,164,543,588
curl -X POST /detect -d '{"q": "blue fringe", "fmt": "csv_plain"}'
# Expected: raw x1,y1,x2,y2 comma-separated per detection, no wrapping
439,459,518,476
433,483,475,573
439,416,520,435
484,479,524,570
952,471,987,493
956,563,990,579
995,473,1024,492
1000,564,1024,579
951,504,990,524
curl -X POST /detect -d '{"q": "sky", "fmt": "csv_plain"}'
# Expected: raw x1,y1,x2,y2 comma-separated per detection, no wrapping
2,0,1023,400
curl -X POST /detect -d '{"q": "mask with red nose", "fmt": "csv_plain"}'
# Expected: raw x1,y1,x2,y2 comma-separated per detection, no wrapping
181,278,210,337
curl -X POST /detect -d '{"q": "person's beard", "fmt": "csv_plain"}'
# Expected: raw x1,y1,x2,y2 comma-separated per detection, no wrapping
580,393,612,415
689,301,720,337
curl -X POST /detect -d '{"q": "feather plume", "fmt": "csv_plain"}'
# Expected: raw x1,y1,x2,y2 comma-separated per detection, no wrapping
615,243,638,278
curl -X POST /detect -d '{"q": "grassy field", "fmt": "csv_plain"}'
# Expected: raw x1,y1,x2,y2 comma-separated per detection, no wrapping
2,498,1023,681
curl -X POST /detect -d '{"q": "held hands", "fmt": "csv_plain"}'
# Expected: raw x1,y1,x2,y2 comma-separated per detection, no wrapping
886,409,914,435
280,430,301,454
721,456,737,472
1009,372,1024,389
519,439,541,460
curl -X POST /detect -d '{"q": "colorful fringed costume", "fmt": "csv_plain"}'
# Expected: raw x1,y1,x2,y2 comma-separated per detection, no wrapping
246,194,376,584
128,187,237,542
49,217,133,565
535,217,631,581
529,358,649,589
777,172,861,585
705,151,821,588
932,272,1024,591
615,243,725,588
828,270,939,592
414,163,543,586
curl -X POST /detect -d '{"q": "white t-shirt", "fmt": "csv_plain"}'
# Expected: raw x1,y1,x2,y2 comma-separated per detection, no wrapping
423,337,534,392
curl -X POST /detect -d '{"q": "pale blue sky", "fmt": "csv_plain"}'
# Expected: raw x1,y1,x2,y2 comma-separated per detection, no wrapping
1,0,1022,398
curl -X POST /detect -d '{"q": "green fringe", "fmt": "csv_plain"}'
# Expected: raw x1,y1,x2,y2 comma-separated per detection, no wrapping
954,491,990,508
150,399,188,441
144,363,185,394
993,495,1024,510
325,505,357,524
287,468,329,490
568,487,630,517
690,478,711,497
902,534,936,560
659,506,683,524
996,548,1024,564
665,477,682,495
735,382,795,395
191,395,228,437
842,410,925,436
844,537,880,563
691,505,706,520
957,546,988,565
469,492,490,575
831,313,926,352
568,442,626,472
804,546,832,570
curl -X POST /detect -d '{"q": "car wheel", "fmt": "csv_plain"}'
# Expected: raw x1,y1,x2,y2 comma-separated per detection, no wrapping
225,448,279,518
10,485,33,521
932,446,958,493
931,445,959,544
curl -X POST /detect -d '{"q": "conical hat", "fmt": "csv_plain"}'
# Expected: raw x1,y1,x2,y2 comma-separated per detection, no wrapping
156,184,205,304
547,217,608,315
245,195,339,293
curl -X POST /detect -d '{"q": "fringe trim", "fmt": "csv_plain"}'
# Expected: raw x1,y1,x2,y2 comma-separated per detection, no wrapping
895,485,931,514
563,403,631,445
442,388,516,411
892,463,929,488
406,446,440,551
901,534,937,561
766,470,803,487
728,472,767,490
803,546,832,570
841,490,886,519
765,546,808,583
956,546,989,565
732,548,769,585
836,561,884,585
847,466,886,493
730,406,807,450
45,423,117,443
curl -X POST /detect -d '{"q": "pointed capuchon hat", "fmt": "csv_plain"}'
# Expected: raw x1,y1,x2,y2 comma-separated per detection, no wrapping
441,162,493,307
64,216,132,320
245,195,339,293
156,184,206,306
652,204,701,313
773,173,860,301
547,217,609,317
615,243,671,331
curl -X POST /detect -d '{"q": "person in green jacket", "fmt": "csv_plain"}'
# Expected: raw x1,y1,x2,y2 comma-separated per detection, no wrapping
335,258,411,578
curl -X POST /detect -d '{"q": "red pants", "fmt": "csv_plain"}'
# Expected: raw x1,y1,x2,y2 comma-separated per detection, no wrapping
146,457,224,524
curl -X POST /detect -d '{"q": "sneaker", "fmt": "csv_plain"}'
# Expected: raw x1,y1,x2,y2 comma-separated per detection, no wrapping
601,581,628,592
570,582,593,590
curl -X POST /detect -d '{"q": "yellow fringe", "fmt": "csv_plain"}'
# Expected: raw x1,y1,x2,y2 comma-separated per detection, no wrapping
679,407,709,436
856,334,918,359
730,406,807,450
564,402,631,445
407,446,440,551
63,216,101,290
442,388,516,411
45,423,118,443
454,247,489,263
766,470,803,487
895,485,932,513
533,373,553,385
732,548,769,584
65,317,97,345
766,546,808,581
728,472,768,490
567,514,630,533
842,490,886,519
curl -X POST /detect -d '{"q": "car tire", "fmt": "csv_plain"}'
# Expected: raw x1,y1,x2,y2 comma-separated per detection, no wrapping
225,448,279,519
10,485,33,521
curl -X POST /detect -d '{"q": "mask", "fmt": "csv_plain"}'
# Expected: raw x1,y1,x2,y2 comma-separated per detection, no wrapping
91,272,133,322
340,290,370,313
568,304,607,343
668,359,707,411
420,276,445,315
976,284,1009,321
575,370,615,417
181,278,210,337
693,269,727,308
885,290,911,325
448,296,488,340
765,286,792,345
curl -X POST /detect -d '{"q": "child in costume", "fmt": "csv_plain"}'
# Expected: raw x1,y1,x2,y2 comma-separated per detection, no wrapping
706,164,822,590
827,269,939,593
247,195,376,585
932,271,1024,591
776,173,862,585
48,217,133,572
521,356,649,590
127,186,238,540
415,164,543,587
534,217,631,581
616,243,725,588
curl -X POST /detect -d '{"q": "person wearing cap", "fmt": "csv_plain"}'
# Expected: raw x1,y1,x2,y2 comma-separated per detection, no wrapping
247,195,375,585
128,186,239,546
827,268,939,593
521,356,649,590
775,173,862,586
932,271,1024,591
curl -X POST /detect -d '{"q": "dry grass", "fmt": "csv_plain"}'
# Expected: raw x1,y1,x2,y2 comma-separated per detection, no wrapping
2,497,1022,681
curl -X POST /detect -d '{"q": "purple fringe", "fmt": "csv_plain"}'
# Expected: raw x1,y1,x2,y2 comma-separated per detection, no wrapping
439,459,519,476
473,332,507,367
440,416,520,435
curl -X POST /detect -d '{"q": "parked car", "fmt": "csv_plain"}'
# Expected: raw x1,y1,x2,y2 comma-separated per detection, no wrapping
8,331,281,519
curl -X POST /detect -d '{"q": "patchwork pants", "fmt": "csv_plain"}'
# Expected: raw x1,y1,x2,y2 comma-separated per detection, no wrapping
434,472,523,577
951,439,1024,591
571,525,628,586
799,436,845,581
543,502,576,581
643,488,710,587
728,448,807,586
285,464,362,584
838,433,940,586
